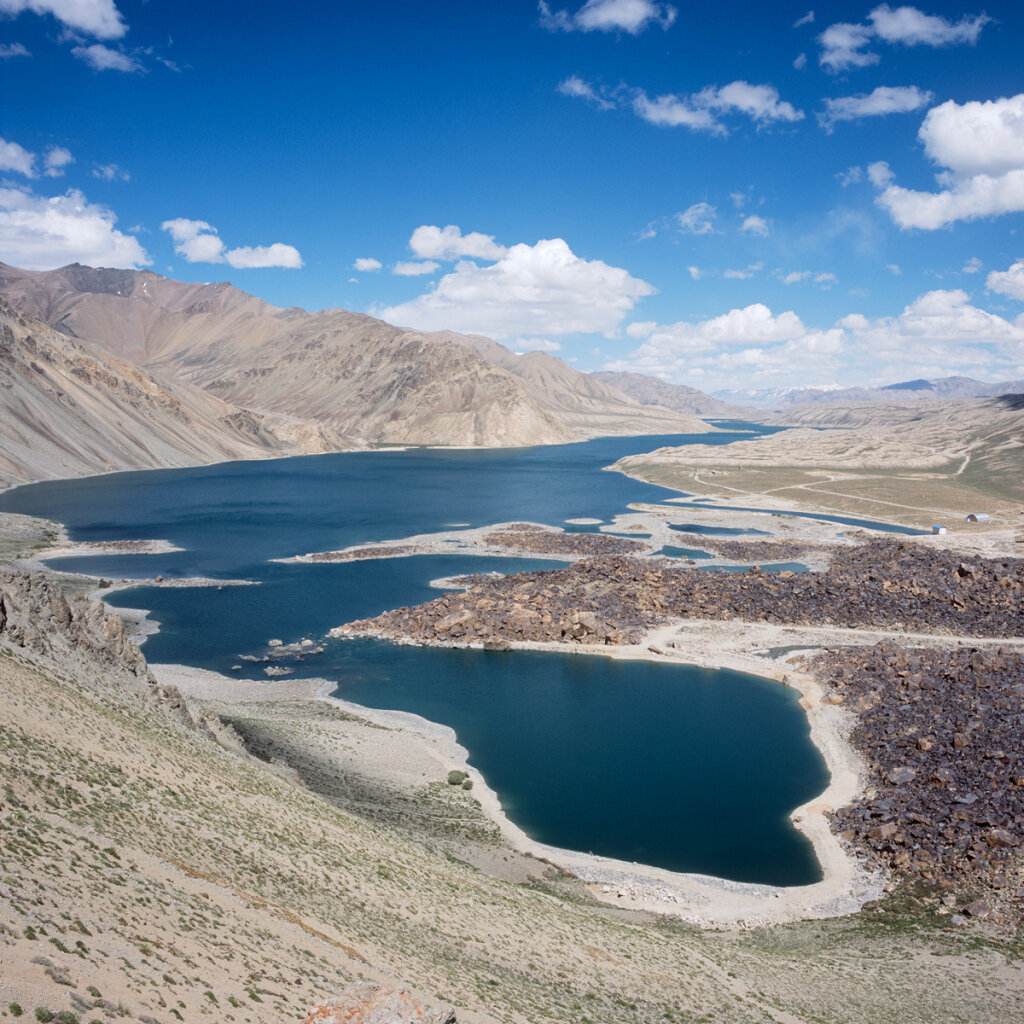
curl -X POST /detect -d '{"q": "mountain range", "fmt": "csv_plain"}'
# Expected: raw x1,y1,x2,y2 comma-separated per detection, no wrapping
0,263,710,479
716,376,1024,409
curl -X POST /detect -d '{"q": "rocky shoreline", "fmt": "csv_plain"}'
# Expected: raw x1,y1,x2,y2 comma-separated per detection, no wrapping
333,538,1024,926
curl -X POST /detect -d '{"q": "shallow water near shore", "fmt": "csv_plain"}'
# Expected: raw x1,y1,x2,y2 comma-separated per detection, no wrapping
0,428,829,885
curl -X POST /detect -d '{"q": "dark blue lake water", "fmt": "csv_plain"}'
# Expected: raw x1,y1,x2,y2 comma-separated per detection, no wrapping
0,428,828,885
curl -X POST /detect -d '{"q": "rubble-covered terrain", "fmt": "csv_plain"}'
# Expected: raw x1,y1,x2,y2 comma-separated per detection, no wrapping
481,522,647,557
815,642,1024,919
337,540,1023,646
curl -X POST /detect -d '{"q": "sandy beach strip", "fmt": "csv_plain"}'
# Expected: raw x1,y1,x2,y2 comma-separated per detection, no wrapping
151,612,897,930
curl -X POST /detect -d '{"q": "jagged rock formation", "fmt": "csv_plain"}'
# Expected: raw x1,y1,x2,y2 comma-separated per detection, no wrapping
0,262,713,448
0,299,352,487
592,370,751,417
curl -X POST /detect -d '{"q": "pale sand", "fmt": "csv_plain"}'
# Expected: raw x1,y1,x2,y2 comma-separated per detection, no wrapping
151,612,909,931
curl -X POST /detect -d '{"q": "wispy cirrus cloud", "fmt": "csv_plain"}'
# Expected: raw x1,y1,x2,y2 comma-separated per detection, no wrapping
538,0,676,35
819,85,933,131
818,4,990,73
162,218,303,269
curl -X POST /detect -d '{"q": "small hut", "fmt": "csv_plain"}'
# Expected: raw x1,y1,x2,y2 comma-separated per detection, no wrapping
965,513,991,523
931,525,946,535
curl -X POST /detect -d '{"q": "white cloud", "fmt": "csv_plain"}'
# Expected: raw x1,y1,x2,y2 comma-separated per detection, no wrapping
676,202,716,235
609,288,1024,388
72,43,142,72
818,21,878,72
409,223,507,261
877,169,1024,230
867,160,895,187
818,5,988,73
687,266,702,280
539,0,677,35
886,263,902,275
987,259,1024,301
723,268,754,279
378,237,654,339
91,162,129,181
868,4,989,47
226,243,302,270
0,0,127,39
161,218,302,269
0,136,36,177
0,41,30,57
794,11,814,28
42,145,73,177
564,78,802,135
393,260,440,276
793,52,807,70
513,337,562,353
819,85,933,131
632,81,802,135
556,75,615,110
353,257,382,272
919,94,1024,179
780,269,836,286
741,215,769,237
835,166,864,187
962,256,982,274
0,184,149,269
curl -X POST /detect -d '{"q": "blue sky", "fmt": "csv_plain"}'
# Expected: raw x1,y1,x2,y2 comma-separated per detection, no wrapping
3,1,1024,392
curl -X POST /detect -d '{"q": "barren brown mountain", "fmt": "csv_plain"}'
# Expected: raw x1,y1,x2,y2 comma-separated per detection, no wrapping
0,262,710,447
0,299,349,487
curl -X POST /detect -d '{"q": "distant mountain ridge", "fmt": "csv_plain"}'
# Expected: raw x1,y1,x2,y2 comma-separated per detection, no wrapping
0,262,710,450
590,371,752,418
714,376,1024,410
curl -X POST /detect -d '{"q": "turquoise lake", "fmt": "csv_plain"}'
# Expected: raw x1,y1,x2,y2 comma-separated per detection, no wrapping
0,427,830,886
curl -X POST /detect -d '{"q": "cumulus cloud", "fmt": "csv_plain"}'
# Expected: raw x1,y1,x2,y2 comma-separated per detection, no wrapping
0,136,36,177
0,41,30,57
819,4,988,73
409,224,507,261
353,257,382,272
687,266,702,280
873,94,1024,229
42,145,73,177
225,244,303,270
393,260,440,276
561,77,802,135
741,215,769,237
0,184,149,269
161,218,302,269
676,202,716,235
962,256,982,274
379,237,654,339
538,0,676,35
835,166,864,187
987,260,1024,301
513,337,562,353
72,43,142,72
0,0,127,39
819,85,933,131
608,288,1024,388
780,270,837,286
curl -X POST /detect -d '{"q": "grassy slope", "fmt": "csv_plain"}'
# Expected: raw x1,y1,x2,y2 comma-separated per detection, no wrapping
2,631,1024,1024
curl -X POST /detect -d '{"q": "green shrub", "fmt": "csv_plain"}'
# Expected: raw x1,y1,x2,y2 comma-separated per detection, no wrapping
446,770,467,786
9,1004,23,1018
33,1010,53,1023
461,778,473,790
